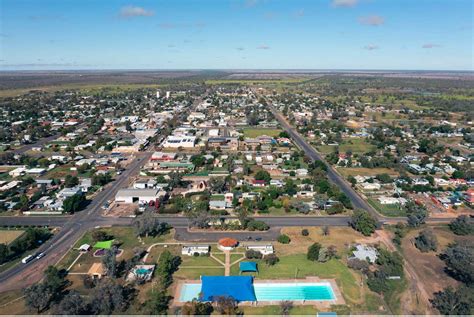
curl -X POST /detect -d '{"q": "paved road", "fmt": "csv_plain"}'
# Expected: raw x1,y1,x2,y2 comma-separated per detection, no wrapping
12,133,61,155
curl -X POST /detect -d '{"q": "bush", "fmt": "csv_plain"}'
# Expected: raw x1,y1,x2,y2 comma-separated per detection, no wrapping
245,250,263,260
277,234,291,244
414,229,438,252
307,243,322,261
347,258,370,273
264,253,279,266
246,220,269,231
301,229,309,236
449,215,473,236
350,209,377,236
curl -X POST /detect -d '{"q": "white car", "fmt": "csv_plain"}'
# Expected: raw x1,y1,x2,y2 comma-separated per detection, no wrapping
21,255,34,264
36,252,45,259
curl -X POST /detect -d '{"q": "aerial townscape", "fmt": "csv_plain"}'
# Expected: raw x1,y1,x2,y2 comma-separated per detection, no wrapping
0,0,473,316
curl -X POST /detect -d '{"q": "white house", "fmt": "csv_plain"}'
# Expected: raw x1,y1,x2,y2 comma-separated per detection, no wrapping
246,244,274,255
350,244,378,263
181,245,210,256
161,136,196,148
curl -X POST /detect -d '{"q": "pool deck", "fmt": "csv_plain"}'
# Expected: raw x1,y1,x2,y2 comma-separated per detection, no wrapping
172,276,345,307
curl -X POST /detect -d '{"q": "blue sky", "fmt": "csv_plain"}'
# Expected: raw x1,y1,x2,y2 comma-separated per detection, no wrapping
0,0,472,70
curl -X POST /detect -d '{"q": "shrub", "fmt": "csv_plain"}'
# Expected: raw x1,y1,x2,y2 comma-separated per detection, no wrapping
449,215,473,236
301,229,309,236
307,243,322,261
414,229,438,252
277,234,291,244
264,254,279,266
245,250,263,259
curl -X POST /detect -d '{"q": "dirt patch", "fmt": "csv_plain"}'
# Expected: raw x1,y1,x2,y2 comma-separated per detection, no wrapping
104,202,136,217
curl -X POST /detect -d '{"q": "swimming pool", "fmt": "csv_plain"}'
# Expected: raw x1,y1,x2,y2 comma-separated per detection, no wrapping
178,282,336,302
253,282,335,301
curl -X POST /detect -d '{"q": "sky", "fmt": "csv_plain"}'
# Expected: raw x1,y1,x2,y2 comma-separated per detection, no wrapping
0,0,472,70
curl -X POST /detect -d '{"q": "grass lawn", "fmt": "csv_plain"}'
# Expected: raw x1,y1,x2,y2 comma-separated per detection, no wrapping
368,198,407,217
0,230,24,244
230,253,245,264
242,305,317,315
180,255,221,267
0,289,28,315
212,252,226,263
174,267,225,279
317,138,375,155
338,167,399,178
242,128,282,138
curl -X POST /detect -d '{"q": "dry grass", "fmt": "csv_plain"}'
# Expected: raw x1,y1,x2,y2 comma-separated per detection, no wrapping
337,167,399,178
0,230,24,245
279,227,369,256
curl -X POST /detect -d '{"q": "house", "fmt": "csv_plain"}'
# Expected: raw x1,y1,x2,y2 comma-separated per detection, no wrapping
252,180,266,188
26,168,46,176
161,135,196,148
360,182,381,191
270,179,284,187
246,244,274,255
181,245,210,256
9,167,27,177
79,178,92,192
57,186,82,200
115,188,163,204
350,244,378,263
133,179,157,189
377,196,407,205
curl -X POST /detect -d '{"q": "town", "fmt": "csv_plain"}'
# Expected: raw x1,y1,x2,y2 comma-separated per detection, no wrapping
0,71,472,315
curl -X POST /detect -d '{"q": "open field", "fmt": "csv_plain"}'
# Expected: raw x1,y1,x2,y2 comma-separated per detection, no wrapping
317,138,376,155
368,198,407,217
399,226,467,297
337,167,400,178
242,128,282,138
0,230,24,244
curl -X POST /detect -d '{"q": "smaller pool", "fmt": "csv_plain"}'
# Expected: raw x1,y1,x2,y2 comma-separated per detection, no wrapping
179,283,202,302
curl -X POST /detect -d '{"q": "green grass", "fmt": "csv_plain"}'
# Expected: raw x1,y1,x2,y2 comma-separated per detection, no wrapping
367,198,407,217
242,128,282,138
180,255,222,267
242,305,317,315
231,256,361,304
317,138,375,155
174,267,225,279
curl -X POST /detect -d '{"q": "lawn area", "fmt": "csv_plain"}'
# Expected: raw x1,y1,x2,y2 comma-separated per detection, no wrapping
0,289,28,315
337,167,399,178
232,256,361,304
368,198,407,217
0,230,24,244
317,138,375,155
242,128,282,138
174,267,225,279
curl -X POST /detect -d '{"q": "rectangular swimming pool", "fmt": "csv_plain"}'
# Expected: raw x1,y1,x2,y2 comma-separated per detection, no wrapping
179,282,336,302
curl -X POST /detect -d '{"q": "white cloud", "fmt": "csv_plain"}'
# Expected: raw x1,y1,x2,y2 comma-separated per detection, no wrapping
119,6,154,18
359,15,385,26
422,43,442,49
332,0,358,7
236,47,245,51
363,44,379,50
257,45,270,50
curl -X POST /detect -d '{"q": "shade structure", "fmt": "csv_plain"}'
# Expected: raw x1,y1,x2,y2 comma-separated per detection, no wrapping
200,276,256,302
239,261,258,273
93,240,114,249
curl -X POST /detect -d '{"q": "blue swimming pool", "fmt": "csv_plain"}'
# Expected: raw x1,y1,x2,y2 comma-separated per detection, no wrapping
179,282,336,302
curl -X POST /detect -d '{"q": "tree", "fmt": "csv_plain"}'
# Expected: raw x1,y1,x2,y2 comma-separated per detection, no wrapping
24,283,53,313
350,209,377,236
254,170,271,184
279,300,293,315
102,247,118,278
0,243,10,264
277,234,291,244
404,201,427,227
430,286,473,315
214,296,240,315
301,229,309,236
245,249,263,259
156,250,181,288
327,202,344,215
64,175,79,187
264,253,279,266
440,243,474,285
92,229,111,242
307,243,322,261
190,155,205,168
132,210,170,237
181,299,213,315
54,290,87,315
209,177,227,193
144,290,171,315
62,193,85,213
414,229,438,252
89,279,130,314
246,219,269,231
43,266,67,296
449,215,474,236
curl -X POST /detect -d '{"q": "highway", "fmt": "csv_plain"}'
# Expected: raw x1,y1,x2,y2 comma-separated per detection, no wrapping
12,133,61,155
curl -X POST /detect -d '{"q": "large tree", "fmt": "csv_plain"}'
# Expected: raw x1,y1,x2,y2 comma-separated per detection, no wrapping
440,243,474,285
350,209,377,236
